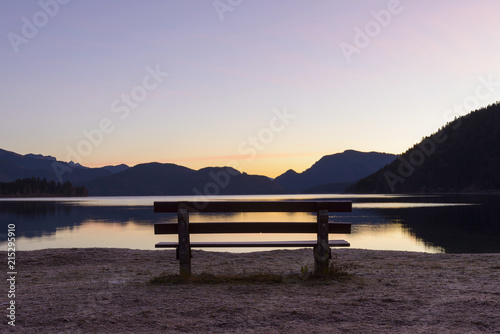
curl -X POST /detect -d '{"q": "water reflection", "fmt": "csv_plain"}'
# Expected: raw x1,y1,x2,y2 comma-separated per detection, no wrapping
0,195,499,253
349,223,445,253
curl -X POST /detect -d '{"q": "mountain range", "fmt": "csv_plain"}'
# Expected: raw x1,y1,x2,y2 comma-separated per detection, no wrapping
2,102,498,195
0,149,128,185
275,150,396,192
0,148,394,196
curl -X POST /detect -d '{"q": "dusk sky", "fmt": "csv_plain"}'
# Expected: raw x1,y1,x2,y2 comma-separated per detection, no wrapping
1,0,499,177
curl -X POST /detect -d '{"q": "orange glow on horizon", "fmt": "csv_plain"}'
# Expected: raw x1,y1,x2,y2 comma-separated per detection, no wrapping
80,152,327,178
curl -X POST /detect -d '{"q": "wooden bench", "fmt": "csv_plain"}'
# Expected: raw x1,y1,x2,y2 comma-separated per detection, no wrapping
154,201,352,278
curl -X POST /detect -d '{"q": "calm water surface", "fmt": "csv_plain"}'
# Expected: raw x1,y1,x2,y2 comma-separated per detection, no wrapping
1,194,499,253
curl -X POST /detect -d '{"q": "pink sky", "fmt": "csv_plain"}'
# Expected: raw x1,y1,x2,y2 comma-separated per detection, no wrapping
1,0,499,177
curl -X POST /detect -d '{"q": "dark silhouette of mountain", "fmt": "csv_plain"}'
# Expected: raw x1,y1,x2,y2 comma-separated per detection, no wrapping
0,148,129,184
350,102,500,193
1,147,399,195
102,164,130,174
85,163,288,196
274,150,397,192
24,153,57,161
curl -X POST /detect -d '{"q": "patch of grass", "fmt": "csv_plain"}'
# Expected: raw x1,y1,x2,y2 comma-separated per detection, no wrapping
328,262,356,281
298,256,356,282
150,261,356,285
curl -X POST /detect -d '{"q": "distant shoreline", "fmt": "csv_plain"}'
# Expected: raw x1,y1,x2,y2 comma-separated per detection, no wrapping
1,191,499,199
345,190,500,196
0,194,88,198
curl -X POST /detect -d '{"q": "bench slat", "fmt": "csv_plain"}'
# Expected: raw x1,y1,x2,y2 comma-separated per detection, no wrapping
154,222,351,234
154,201,352,213
155,240,350,248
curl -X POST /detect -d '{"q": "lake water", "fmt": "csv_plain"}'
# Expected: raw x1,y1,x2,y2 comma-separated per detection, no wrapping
1,194,499,253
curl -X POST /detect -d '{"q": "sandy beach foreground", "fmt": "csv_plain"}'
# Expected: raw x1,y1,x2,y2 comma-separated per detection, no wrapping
4,248,500,333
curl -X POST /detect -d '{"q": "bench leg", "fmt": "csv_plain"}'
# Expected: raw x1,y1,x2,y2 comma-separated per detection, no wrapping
314,210,331,276
178,208,191,279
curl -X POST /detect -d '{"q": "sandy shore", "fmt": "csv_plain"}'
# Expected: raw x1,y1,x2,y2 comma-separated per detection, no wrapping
3,248,500,333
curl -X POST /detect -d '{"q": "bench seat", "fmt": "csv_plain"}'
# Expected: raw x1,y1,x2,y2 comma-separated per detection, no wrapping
155,240,350,248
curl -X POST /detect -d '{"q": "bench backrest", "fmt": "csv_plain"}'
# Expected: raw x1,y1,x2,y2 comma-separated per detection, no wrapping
154,201,352,235
154,200,352,213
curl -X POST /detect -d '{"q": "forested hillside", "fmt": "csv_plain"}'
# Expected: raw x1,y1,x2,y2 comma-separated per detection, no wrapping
350,103,500,193
0,177,88,197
